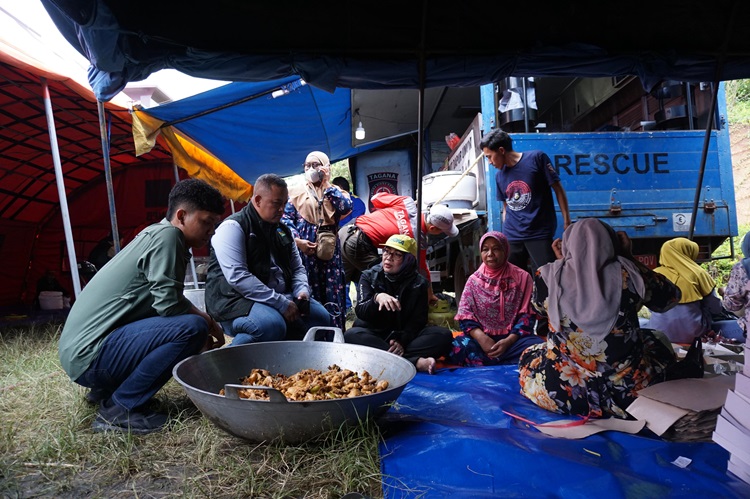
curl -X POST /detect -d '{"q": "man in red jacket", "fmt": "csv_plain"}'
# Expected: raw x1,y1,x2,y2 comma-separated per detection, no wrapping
338,193,458,305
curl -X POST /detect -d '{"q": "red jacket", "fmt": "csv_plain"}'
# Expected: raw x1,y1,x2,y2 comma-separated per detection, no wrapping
355,193,430,277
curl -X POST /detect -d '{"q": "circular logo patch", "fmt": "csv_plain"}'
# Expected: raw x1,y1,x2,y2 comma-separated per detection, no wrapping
505,180,531,211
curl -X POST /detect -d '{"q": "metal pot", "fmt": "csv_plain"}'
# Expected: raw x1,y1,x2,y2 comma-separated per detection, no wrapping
172,327,416,443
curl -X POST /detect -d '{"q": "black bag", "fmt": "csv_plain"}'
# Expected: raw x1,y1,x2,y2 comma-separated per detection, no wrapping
665,336,704,381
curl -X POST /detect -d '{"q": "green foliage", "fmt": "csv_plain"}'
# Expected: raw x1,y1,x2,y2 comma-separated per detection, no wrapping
725,80,750,124
331,159,351,183
701,224,750,287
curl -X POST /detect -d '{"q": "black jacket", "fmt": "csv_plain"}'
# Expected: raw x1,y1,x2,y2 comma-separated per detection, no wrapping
353,264,429,345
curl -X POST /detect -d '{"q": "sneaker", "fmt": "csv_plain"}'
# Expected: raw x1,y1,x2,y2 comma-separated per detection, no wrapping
91,399,168,435
84,388,111,405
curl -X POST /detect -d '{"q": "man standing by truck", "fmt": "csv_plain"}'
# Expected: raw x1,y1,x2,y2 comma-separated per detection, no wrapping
480,128,571,334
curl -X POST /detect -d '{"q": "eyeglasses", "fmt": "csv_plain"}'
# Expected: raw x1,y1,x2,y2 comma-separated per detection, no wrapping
303,162,323,169
382,249,404,260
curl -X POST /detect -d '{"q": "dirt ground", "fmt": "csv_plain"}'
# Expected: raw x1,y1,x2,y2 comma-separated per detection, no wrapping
730,123,750,226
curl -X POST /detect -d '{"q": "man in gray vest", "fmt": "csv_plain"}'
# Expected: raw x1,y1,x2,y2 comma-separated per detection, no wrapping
206,173,330,345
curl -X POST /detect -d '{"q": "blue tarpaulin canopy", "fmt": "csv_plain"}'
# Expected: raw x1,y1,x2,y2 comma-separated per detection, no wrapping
133,76,390,194
41,1,750,102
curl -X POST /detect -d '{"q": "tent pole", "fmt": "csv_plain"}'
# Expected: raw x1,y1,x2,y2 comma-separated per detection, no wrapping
688,0,737,241
415,0,427,279
173,162,200,289
96,100,121,253
42,78,82,297
688,79,720,241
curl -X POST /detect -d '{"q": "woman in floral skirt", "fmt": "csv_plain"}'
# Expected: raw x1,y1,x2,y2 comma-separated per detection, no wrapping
518,218,681,418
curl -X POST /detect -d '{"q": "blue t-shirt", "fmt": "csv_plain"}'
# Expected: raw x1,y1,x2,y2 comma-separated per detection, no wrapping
495,150,560,241
339,195,366,226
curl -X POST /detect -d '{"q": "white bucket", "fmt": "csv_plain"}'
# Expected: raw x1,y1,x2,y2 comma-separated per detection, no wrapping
39,291,64,310
421,171,478,210
184,288,206,313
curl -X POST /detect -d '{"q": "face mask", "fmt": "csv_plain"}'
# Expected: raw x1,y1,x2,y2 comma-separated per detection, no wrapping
306,169,322,183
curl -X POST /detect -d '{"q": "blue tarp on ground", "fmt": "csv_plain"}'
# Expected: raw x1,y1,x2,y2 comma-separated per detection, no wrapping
379,365,750,498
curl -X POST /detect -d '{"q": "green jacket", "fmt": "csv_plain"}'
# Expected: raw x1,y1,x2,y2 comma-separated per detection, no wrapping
58,219,193,380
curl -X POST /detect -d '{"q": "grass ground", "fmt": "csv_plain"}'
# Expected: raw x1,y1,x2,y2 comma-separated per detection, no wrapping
0,323,385,498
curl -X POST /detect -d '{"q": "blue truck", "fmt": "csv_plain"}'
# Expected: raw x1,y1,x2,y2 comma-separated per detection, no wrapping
429,76,739,299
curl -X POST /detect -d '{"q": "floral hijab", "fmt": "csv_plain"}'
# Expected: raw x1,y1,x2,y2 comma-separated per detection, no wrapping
454,231,533,335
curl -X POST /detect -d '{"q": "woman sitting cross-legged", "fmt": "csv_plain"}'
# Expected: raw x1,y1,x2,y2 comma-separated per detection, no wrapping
344,234,453,374
647,237,725,344
449,231,543,366
518,218,681,419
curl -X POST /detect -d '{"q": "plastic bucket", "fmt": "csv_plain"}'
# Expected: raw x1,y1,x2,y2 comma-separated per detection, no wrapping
39,291,64,310
184,288,206,313
421,171,478,209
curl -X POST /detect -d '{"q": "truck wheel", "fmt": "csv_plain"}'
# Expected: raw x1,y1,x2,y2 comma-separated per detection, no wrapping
453,256,468,305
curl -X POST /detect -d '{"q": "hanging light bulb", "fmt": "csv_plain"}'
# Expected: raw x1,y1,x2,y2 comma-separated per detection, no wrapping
355,120,366,140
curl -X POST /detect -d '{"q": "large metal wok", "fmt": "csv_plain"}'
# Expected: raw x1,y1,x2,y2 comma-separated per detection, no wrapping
172,327,416,443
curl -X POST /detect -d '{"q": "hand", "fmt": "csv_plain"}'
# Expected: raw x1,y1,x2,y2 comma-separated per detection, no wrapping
296,238,317,257
200,317,225,352
319,165,331,183
283,300,301,322
428,289,439,306
474,329,495,354
551,238,563,260
375,293,401,312
209,318,225,345
487,335,517,359
388,339,404,356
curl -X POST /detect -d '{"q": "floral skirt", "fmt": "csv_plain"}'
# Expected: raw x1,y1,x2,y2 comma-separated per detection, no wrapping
518,329,674,419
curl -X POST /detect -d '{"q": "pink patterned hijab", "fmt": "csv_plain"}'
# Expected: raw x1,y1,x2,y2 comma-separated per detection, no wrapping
455,231,533,336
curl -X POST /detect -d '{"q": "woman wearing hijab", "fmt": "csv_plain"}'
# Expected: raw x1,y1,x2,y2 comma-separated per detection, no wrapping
344,234,453,374
721,232,750,339
282,151,352,329
519,218,680,418
449,231,543,366
647,237,722,344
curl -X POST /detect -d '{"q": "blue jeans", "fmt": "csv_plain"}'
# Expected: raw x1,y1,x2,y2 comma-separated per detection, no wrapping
76,314,208,411
222,298,331,345
713,319,746,341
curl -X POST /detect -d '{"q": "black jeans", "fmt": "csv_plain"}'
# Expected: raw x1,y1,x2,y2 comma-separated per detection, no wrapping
344,325,453,365
508,238,556,336
339,225,380,285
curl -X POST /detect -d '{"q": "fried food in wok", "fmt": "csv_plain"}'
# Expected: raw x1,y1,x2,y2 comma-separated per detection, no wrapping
219,364,390,401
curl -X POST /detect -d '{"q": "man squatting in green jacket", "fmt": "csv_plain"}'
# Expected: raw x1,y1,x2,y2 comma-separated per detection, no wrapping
58,179,226,434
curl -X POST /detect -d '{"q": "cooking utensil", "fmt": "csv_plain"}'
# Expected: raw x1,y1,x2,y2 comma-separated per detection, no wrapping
173,327,416,443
